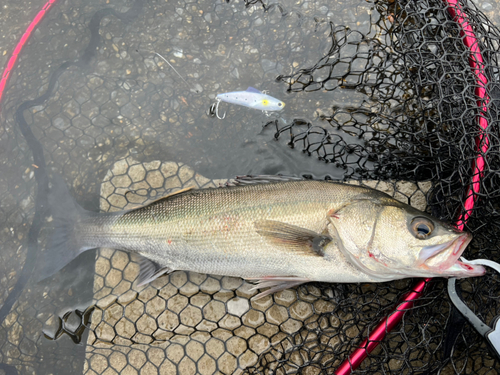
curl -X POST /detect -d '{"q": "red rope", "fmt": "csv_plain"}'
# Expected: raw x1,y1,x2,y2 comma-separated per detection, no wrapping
335,1,491,373
0,0,58,108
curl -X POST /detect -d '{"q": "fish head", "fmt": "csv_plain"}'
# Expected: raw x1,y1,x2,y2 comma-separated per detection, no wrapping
327,198,485,280
260,97,285,111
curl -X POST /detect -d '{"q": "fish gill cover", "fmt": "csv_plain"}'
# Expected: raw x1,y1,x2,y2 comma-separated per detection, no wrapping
0,0,499,374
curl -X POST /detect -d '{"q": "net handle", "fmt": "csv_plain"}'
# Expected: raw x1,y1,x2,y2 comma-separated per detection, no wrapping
335,1,491,373
0,0,58,110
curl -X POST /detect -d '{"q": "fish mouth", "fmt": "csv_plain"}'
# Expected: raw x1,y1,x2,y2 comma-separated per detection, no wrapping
418,233,485,277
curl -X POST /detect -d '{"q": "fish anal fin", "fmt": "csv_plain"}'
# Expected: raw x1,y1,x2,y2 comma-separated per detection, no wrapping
246,87,262,94
246,276,310,300
137,256,173,286
254,220,331,256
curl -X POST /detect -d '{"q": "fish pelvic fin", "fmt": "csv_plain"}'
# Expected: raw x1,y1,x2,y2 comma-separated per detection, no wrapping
136,255,173,286
254,220,331,256
247,276,310,300
38,175,95,281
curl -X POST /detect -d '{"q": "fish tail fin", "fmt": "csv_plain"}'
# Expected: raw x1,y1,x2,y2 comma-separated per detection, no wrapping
38,175,94,281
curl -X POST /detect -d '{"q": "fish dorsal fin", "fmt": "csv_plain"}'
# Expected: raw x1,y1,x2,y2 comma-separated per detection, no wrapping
131,186,195,209
137,255,173,286
151,186,194,202
254,220,331,256
221,174,303,187
246,87,262,94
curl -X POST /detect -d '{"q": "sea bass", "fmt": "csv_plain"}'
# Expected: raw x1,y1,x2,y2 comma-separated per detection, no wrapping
41,176,485,299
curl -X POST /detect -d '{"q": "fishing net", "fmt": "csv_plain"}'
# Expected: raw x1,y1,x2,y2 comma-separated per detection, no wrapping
0,0,499,374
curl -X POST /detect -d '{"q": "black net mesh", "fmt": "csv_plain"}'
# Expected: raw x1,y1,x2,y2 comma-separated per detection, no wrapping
1,0,500,374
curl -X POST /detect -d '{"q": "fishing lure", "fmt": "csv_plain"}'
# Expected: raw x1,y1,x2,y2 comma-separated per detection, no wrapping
209,87,285,119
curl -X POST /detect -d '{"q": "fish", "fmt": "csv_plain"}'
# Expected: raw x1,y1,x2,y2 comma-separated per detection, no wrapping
216,87,285,112
39,175,485,299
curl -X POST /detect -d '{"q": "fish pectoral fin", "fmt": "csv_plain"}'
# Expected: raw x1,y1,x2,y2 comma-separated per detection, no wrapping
136,256,173,286
246,276,310,300
254,220,331,256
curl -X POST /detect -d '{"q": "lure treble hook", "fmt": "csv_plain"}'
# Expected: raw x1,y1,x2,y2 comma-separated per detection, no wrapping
208,98,226,119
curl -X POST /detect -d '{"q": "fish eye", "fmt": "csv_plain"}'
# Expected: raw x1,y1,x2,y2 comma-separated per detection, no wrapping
411,217,434,239
278,103,282,107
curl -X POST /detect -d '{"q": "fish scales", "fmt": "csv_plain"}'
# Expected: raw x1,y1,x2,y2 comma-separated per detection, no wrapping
78,181,370,280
